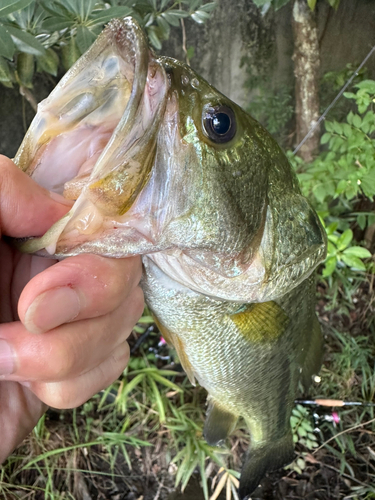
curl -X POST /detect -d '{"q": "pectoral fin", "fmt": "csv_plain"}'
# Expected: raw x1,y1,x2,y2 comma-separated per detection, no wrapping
231,301,289,343
203,399,238,446
153,317,196,385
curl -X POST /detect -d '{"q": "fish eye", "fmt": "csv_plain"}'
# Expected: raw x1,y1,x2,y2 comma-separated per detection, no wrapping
203,105,236,143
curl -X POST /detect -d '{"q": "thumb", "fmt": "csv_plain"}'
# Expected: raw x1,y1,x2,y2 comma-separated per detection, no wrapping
0,155,71,238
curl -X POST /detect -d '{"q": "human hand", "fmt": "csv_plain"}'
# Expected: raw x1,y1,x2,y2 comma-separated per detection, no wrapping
0,155,144,463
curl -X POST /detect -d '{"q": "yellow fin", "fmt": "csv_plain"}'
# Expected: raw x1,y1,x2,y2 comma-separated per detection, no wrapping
153,317,196,385
231,302,289,343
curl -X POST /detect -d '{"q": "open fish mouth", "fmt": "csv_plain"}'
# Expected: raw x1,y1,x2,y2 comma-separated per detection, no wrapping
15,17,168,255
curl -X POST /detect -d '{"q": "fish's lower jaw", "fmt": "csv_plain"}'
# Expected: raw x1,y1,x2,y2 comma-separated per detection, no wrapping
238,432,294,500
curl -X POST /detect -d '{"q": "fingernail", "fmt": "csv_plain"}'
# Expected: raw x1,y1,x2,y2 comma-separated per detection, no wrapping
24,287,81,334
0,340,15,376
48,191,74,207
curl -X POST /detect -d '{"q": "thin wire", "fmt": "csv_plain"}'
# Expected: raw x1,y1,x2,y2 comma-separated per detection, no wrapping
293,43,375,155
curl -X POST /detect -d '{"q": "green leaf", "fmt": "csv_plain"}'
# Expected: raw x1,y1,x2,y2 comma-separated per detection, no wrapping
273,0,290,9
357,214,366,230
61,36,80,70
40,1,72,19
321,132,331,144
0,0,33,17
151,373,182,392
87,6,133,27
325,120,334,132
161,11,181,27
0,56,13,85
122,373,144,396
191,10,210,23
199,2,217,13
156,15,170,38
186,45,194,60
327,0,341,9
352,114,362,128
37,47,59,76
149,378,165,423
42,16,74,31
297,426,307,438
343,246,372,258
307,0,317,10
162,9,189,27
347,110,354,124
0,24,15,59
252,0,270,5
313,183,327,204
75,25,96,54
361,170,375,199
336,229,353,251
7,26,45,56
326,222,338,235
356,79,375,94
341,254,366,270
323,256,337,277
147,26,161,50
16,51,34,86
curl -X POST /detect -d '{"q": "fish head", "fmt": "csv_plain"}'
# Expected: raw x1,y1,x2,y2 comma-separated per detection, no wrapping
15,17,326,302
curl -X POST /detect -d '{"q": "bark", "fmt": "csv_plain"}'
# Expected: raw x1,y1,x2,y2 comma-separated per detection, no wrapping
292,0,320,162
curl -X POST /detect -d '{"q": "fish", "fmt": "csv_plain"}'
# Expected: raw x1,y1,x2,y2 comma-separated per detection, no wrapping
14,17,327,499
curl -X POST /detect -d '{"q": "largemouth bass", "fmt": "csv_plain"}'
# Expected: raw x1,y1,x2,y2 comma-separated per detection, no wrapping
14,17,326,498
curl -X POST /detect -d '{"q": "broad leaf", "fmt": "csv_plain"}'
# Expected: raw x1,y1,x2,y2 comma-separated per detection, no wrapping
341,254,366,270
0,0,33,17
0,24,15,59
42,16,74,31
16,51,34,87
343,246,372,259
7,26,45,56
307,0,317,10
37,47,59,76
147,26,161,50
0,56,13,85
40,1,73,19
356,79,375,94
191,10,210,23
161,11,184,27
87,6,133,27
76,25,96,54
198,2,217,13
336,229,353,251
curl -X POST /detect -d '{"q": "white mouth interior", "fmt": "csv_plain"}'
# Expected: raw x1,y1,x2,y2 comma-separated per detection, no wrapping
21,51,133,199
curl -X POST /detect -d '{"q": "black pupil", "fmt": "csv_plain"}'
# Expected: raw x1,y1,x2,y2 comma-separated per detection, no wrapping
212,113,231,135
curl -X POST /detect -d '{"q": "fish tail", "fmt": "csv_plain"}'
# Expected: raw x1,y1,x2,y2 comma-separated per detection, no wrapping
239,431,294,500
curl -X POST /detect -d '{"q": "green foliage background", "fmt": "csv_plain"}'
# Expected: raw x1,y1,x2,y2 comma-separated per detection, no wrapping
0,0,215,89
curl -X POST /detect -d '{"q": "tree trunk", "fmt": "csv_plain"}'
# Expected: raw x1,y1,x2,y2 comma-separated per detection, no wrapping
292,0,320,162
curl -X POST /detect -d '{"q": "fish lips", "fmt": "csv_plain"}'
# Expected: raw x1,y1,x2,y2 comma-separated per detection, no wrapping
14,17,168,256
